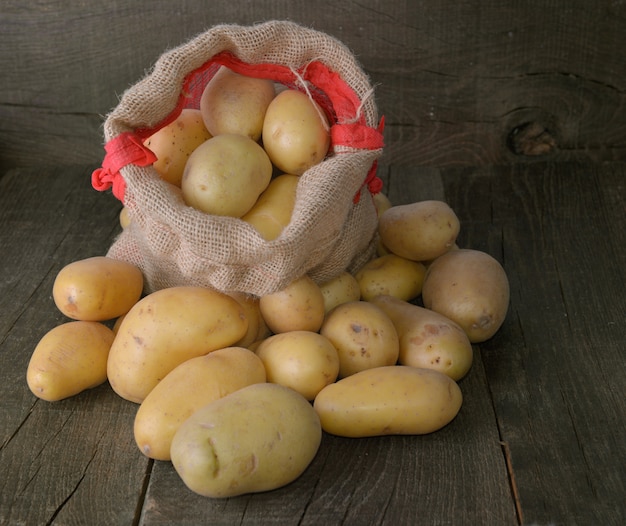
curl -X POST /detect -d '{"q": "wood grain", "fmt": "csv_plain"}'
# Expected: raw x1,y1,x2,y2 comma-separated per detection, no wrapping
1,1,625,171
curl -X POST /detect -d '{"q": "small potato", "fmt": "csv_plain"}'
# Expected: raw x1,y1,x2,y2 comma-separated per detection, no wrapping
320,301,399,378
134,347,266,460
262,89,330,175
52,256,144,321
255,331,339,400
227,292,272,348
422,249,510,343
314,365,463,437
143,108,212,187
171,383,322,498
370,295,473,381
378,200,460,262
259,275,325,333
355,254,426,302
200,66,276,141
319,271,361,313
27,321,114,401
372,191,392,217
181,134,272,217
241,173,300,240
119,206,131,229
107,286,248,403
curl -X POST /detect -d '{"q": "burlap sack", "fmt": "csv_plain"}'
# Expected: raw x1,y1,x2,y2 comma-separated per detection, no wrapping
92,20,385,296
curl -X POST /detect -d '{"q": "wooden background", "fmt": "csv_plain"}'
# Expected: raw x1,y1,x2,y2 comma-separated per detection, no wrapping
1,0,626,172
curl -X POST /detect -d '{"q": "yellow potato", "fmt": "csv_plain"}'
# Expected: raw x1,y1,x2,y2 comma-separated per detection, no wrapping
355,253,426,302
259,275,325,333
372,191,392,217
52,256,144,321
422,249,510,343
119,206,131,229
107,286,248,403
262,89,330,175
228,292,271,348
200,66,276,141
320,301,399,378
171,383,321,498
378,200,460,262
181,134,272,217
241,173,300,240
134,347,266,461
26,321,114,402
319,271,362,313
255,331,339,400
370,295,473,381
314,365,463,437
143,108,212,187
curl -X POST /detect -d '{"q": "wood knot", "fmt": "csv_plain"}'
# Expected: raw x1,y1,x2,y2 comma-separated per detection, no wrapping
508,121,557,156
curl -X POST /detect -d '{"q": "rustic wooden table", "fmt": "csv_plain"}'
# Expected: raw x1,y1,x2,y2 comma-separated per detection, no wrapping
1,160,624,526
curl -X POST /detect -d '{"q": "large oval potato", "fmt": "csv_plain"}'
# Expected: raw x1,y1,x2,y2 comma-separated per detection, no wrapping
181,134,272,217
259,275,325,334
262,89,330,175
107,286,248,403
314,365,463,437
27,321,115,401
52,256,144,321
370,295,473,381
378,200,460,262
134,347,266,461
355,253,426,302
200,66,276,141
170,383,322,498
422,249,510,342
143,108,212,187
320,301,399,378
255,331,339,400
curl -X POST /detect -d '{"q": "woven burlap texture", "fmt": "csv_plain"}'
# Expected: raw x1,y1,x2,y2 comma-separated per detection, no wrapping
104,20,382,296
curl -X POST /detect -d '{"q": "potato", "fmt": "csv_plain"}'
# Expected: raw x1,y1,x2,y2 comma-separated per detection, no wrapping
52,256,144,321
26,321,114,401
422,249,510,343
378,200,460,262
200,66,276,141
370,295,473,381
143,108,212,187
241,173,300,240
181,134,272,217
320,301,399,378
134,347,266,461
355,253,426,302
262,89,330,175
259,275,325,333
107,286,248,403
314,365,463,437
255,331,339,400
170,383,321,498
227,292,271,348
372,191,392,217
319,271,361,313
119,206,131,229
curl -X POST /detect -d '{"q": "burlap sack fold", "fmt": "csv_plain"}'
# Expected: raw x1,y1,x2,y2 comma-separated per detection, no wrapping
93,20,384,297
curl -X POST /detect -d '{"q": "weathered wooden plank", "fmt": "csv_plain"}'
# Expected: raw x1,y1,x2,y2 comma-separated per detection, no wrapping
2,1,626,170
441,163,626,525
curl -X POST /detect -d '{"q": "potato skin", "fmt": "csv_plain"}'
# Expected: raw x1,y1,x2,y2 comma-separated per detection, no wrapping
27,321,114,401
422,249,510,343
314,365,462,437
319,271,361,313
370,295,473,381
170,383,321,498
320,301,399,378
378,200,460,262
52,256,144,321
107,286,248,403
134,347,266,461
355,253,426,302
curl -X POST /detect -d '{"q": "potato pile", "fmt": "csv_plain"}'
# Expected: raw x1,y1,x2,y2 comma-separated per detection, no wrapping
25,66,510,499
